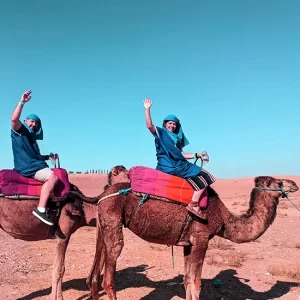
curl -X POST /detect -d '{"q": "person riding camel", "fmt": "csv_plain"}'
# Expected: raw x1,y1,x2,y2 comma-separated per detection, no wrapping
143,98,216,220
11,90,59,226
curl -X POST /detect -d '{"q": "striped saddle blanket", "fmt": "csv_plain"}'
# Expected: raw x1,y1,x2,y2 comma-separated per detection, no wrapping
129,166,207,206
0,168,70,197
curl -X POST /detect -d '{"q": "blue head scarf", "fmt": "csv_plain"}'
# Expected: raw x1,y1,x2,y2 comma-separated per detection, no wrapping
163,114,189,149
24,114,43,140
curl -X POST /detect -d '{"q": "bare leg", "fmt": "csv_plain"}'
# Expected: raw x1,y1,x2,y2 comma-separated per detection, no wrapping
38,173,59,208
184,240,208,300
33,173,59,225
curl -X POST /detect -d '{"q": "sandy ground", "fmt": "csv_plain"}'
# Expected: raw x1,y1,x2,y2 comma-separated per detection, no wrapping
0,173,300,300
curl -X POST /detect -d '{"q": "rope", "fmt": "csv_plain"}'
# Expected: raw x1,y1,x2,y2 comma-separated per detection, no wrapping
97,188,132,204
137,194,149,207
286,196,300,212
171,246,174,269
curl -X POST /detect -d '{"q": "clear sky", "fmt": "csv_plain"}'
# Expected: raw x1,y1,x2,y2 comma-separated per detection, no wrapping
1,0,299,178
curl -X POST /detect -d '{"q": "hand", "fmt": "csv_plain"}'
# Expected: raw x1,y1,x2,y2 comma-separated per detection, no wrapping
196,153,209,162
144,98,152,109
21,90,32,102
49,152,58,160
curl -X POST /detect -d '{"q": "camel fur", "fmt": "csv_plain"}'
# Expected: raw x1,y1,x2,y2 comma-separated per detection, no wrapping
85,175,299,300
0,165,130,300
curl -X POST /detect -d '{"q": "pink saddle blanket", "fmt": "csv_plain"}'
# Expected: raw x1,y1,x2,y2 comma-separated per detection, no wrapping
129,166,208,206
0,168,70,197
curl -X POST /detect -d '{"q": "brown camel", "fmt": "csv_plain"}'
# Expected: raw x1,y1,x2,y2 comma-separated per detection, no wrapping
85,176,298,300
0,165,130,300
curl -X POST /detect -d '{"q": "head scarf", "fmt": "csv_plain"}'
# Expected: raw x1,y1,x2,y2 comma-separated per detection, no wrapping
163,114,189,149
24,114,43,140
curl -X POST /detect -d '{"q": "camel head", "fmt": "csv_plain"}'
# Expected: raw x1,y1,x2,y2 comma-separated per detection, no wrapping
254,176,299,197
107,165,130,186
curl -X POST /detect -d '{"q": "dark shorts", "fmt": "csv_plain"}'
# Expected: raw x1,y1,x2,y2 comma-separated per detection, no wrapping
186,169,216,190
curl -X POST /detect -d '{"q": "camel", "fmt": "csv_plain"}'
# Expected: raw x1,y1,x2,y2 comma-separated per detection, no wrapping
0,165,130,300
84,175,298,300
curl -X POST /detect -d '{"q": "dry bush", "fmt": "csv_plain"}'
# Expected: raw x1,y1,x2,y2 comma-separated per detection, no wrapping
149,243,167,251
208,237,234,250
294,243,300,249
279,202,289,209
206,253,225,267
206,251,246,268
268,263,300,280
277,212,288,218
227,252,246,267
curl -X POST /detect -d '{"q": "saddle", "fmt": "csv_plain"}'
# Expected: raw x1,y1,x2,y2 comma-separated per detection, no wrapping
0,168,71,200
129,166,208,207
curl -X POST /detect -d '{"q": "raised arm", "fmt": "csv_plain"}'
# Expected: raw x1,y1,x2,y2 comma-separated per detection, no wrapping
11,90,32,131
143,98,156,134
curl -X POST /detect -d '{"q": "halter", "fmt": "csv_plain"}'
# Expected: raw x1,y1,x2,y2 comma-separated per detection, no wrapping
256,179,290,198
256,179,300,212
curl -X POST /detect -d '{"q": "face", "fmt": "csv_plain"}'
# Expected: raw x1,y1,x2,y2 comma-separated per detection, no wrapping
164,121,177,132
25,119,38,131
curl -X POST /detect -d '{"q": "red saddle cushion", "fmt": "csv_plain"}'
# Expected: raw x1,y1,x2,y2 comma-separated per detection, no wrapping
129,166,207,205
0,168,70,197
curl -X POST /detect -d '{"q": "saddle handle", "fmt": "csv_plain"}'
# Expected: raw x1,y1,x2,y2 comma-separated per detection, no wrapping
49,153,60,168
55,154,60,168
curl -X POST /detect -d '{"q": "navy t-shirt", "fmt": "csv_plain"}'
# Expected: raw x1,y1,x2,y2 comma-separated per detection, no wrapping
11,124,48,177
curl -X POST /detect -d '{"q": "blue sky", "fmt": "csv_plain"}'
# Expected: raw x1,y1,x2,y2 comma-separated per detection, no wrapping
1,0,299,178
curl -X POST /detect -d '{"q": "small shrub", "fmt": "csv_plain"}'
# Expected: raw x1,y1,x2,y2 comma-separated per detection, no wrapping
208,237,234,250
268,263,300,280
294,243,300,249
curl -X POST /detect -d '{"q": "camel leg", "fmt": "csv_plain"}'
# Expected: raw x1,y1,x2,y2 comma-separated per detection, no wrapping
87,224,106,300
183,241,208,300
101,221,124,300
50,235,71,300
50,217,79,300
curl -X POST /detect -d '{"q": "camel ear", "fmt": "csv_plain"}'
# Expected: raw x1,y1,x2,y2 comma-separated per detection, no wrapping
111,167,118,176
254,176,272,187
265,177,272,187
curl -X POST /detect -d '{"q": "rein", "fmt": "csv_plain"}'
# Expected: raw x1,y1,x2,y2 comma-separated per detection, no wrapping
256,180,300,212
97,188,132,205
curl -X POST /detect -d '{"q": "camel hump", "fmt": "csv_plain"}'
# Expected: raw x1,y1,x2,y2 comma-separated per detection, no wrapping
129,166,206,205
0,168,70,199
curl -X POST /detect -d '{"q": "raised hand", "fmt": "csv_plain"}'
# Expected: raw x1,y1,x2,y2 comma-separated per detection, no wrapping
143,98,153,109
21,90,32,102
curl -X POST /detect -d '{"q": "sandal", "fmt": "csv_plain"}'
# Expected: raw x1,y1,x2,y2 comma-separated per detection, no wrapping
186,202,207,220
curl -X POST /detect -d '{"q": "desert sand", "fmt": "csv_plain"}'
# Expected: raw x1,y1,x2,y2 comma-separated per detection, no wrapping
0,173,299,300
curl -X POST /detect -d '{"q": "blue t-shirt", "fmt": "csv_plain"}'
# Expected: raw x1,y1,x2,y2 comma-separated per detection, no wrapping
11,124,48,177
153,126,201,178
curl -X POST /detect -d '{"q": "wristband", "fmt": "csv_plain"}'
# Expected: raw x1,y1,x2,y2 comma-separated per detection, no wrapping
20,101,25,105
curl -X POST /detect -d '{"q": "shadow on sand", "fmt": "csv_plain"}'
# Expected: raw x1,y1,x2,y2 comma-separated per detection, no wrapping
17,266,298,300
